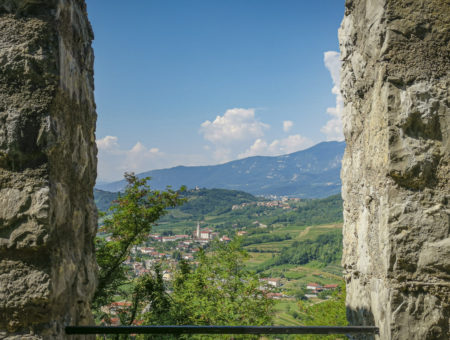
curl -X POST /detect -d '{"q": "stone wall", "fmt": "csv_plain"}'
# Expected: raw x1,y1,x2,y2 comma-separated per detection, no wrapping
0,0,97,338
340,0,449,339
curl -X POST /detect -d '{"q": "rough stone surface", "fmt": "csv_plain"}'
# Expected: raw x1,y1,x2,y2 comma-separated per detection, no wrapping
0,0,97,338
340,0,449,339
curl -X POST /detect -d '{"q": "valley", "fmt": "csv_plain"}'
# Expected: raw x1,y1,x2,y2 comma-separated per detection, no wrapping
95,187,345,327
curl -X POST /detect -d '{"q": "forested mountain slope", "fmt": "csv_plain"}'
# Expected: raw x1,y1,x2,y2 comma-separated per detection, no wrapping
97,141,345,198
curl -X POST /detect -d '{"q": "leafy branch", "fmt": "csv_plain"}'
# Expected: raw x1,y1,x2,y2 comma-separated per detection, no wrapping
92,173,185,310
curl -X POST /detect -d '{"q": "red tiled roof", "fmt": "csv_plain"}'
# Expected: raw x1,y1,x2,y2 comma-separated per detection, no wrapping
110,301,132,307
324,284,338,288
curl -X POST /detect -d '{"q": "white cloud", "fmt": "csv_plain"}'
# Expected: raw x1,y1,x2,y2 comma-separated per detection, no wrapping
277,134,313,153
97,107,317,181
283,120,293,132
321,51,344,141
96,135,120,150
238,134,313,158
200,108,269,144
96,136,215,181
200,108,269,162
321,118,343,141
324,51,340,87
96,136,164,181
200,108,313,162
238,139,268,158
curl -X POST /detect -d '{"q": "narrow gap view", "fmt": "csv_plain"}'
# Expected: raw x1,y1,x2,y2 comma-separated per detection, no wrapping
1,0,448,339
90,1,347,337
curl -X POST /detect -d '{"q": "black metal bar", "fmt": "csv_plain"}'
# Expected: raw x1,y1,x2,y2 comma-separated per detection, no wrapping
66,325,379,335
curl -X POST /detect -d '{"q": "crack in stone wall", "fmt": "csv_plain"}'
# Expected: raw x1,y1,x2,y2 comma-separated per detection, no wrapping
0,0,97,338
340,0,449,339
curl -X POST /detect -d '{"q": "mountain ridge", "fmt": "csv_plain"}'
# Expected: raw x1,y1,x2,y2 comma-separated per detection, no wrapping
96,141,345,198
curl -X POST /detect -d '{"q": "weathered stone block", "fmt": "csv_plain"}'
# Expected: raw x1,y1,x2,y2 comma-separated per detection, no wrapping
0,0,97,338
340,0,449,339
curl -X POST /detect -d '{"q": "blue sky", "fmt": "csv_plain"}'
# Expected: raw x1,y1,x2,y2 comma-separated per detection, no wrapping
86,0,345,181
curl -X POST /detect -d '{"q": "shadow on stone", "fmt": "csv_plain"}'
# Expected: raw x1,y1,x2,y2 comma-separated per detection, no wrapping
346,306,376,340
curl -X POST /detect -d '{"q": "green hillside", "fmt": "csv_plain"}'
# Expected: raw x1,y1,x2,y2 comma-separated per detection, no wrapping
94,189,118,212
177,188,259,217
264,194,343,226
94,187,346,327
95,187,343,235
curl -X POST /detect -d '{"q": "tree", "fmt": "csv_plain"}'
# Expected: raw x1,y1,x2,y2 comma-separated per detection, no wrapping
91,175,273,339
120,264,173,326
297,282,347,340
92,173,185,311
167,238,274,330
172,249,182,261
122,239,274,339
105,239,273,339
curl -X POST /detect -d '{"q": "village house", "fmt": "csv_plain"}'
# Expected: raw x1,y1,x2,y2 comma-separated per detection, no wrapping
323,284,339,290
267,278,282,287
267,292,285,300
193,222,218,241
138,247,155,254
200,228,213,239
149,234,162,241
101,317,120,326
101,301,132,315
260,278,282,288
161,236,176,243
232,202,255,210
306,282,323,294
162,271,173,281
162,234,189,243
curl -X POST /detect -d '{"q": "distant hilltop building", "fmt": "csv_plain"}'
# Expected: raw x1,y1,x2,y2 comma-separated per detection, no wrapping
260,278,282,288
161,235,189,243
196,221,200,238
194,221,219,240
200,228,214,240
220,235,231,242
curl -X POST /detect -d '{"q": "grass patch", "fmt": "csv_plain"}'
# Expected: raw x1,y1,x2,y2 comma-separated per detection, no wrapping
273,300,303,326
245,252,274,271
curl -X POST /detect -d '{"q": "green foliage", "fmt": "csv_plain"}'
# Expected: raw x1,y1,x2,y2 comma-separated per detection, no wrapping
105,265,176,340
94,188,118,212
94,189,344,238
92,173,185,310
92,181,346,335
113,239,274,339
257,230,342,272
176,188,258,217
167,238,274,331
242,232,292,246
172,249,182,260
297,282,348,340
266,195,343,226
277,230,342,265
131,264,174,326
